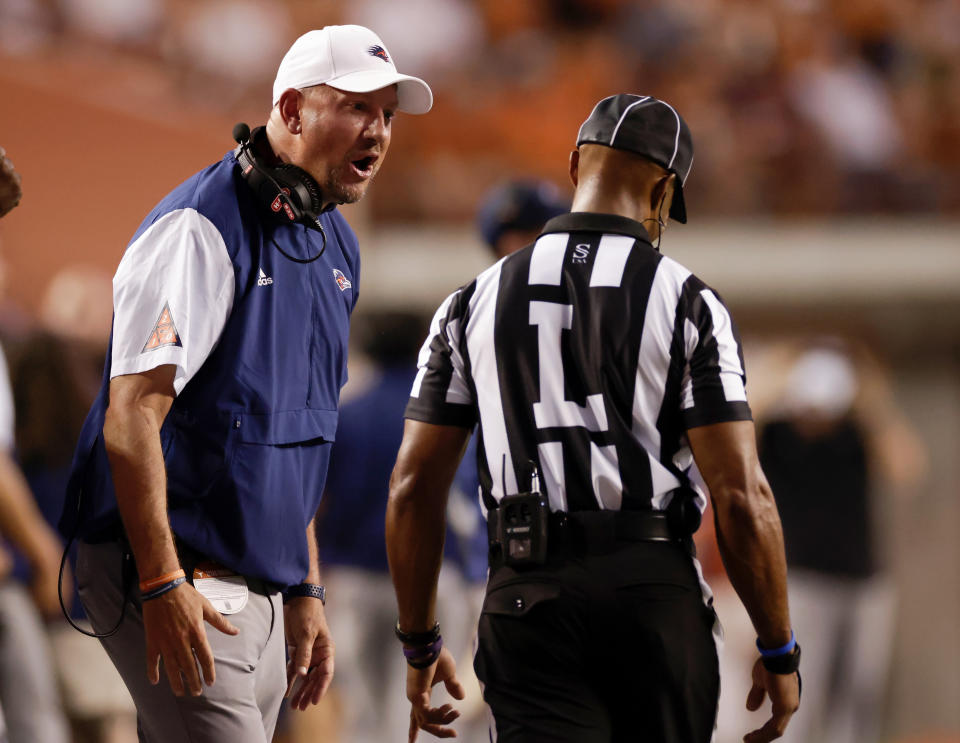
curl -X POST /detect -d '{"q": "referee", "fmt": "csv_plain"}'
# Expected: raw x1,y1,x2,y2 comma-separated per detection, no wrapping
386,94,800,743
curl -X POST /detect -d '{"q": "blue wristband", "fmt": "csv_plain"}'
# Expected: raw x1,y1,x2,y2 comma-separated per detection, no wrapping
756,630,796,658
141,576,186,601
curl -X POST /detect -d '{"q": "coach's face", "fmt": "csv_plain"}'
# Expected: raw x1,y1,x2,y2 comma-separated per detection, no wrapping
283,84,397,207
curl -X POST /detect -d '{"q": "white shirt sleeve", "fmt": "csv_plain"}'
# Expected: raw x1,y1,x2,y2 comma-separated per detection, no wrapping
0,345,14,452
111,208,235,395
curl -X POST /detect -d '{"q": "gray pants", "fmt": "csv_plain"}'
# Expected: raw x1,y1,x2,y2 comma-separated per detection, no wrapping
76,540,286,743
0,581,70,743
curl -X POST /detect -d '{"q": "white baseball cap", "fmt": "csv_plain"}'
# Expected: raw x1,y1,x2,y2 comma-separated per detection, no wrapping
272,25,433,114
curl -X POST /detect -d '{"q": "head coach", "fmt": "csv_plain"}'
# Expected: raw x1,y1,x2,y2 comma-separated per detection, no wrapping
60,25,431,743
386,94,800,742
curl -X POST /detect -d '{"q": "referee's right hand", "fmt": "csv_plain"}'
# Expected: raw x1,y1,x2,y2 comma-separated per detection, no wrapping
406,645,466,741
143,582,239,696
743,658,800,742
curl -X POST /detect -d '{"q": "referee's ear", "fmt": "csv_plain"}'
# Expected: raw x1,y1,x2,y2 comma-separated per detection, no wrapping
651,173,676,220
568,149,580,188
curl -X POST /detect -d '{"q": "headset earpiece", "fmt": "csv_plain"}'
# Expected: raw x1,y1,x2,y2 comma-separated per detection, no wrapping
273,163,322,217
233,123,324,228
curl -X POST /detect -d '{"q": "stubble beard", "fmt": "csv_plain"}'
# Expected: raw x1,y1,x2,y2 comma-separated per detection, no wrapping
323,164,374,205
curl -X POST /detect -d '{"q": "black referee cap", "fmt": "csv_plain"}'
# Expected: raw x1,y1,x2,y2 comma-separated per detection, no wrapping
577,94,694,223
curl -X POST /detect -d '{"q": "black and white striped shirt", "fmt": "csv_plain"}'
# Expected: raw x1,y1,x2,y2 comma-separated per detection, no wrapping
406,212,751,516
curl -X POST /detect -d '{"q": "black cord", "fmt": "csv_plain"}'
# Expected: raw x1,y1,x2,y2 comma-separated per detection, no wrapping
59,529,134,639
640,191,668,252
270,221,326,264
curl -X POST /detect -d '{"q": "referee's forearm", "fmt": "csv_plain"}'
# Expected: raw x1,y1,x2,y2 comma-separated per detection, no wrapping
713,482,792,648
385,466,447,633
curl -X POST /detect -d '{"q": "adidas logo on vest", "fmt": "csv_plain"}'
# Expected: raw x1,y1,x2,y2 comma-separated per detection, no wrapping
258,268,273,286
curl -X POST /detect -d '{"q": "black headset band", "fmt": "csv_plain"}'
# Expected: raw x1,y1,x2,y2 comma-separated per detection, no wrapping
233,124,327,261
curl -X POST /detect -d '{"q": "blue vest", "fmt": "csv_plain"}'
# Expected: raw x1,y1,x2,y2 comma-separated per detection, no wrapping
62,153,360,587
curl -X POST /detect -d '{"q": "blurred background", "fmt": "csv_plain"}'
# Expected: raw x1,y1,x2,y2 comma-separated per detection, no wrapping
0,0,958,742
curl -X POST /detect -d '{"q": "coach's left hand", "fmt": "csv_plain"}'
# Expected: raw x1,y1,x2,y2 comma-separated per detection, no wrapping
284,597,335,710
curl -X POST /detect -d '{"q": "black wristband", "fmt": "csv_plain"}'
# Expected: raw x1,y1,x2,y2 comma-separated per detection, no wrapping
761,643,801,674
395,621,440,647
283,583,325,605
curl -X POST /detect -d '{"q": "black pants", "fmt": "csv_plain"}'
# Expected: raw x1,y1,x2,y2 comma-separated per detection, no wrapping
474,540,720,742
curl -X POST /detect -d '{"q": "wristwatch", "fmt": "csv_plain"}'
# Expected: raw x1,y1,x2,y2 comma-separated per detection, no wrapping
283,583,326,604
761,643,801,674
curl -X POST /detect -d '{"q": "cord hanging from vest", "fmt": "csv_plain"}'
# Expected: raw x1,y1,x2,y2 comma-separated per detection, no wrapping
271,225,326,264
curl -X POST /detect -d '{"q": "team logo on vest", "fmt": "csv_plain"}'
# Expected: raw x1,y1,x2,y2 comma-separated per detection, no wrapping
333,268,352,291
368,45,390,63
258,268,274,286
141,301,182,352
572,243,591,264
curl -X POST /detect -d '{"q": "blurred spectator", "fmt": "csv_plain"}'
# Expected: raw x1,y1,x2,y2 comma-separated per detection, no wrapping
165,0,291,105
0,141,70,743
305,311,487,743
345,0,484,83
0,148,21,219
9,267,136,743
757,340,926,743
39,266,114,351
58,0,162,48
0,340,71,743
476,179,569,260
5,0,960,218
11,331,137,743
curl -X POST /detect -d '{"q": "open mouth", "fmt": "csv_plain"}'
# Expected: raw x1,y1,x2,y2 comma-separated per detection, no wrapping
350,156,377,177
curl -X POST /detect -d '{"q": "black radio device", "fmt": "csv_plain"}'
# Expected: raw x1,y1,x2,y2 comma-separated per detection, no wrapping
491,463,549,566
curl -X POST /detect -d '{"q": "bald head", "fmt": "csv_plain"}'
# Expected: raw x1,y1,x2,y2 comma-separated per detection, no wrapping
569,144,676,241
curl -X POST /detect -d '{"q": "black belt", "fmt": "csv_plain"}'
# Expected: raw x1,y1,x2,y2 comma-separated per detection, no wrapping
489,508,694,567
550,510,693,554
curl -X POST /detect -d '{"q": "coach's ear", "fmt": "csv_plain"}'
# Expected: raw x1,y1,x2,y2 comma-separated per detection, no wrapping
568,149,580,188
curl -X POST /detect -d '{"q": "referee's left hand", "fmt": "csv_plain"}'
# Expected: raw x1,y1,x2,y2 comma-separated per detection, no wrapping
407,646,465,741
283,597,335,710
743,658,800,742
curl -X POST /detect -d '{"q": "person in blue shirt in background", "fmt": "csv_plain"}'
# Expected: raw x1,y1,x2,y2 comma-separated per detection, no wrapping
316,310,488,743
476,179,570,262
314,181,568,742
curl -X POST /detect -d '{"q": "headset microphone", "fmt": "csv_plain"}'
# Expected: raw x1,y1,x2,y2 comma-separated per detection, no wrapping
233,122,252,145
232,122,326,262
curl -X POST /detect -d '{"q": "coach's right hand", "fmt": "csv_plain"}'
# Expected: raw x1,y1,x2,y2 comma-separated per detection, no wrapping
743,659,800,742
143,582,239,696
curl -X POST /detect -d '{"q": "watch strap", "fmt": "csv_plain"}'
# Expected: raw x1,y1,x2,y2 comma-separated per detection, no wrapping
283,583,325,604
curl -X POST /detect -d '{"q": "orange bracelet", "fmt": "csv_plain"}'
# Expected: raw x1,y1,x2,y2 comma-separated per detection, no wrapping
139,569,186,593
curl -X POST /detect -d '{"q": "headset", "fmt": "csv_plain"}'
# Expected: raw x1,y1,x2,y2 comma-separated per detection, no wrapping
233,122,327,262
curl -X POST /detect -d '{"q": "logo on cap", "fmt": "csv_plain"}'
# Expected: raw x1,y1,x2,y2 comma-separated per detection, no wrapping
367,45,390,63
